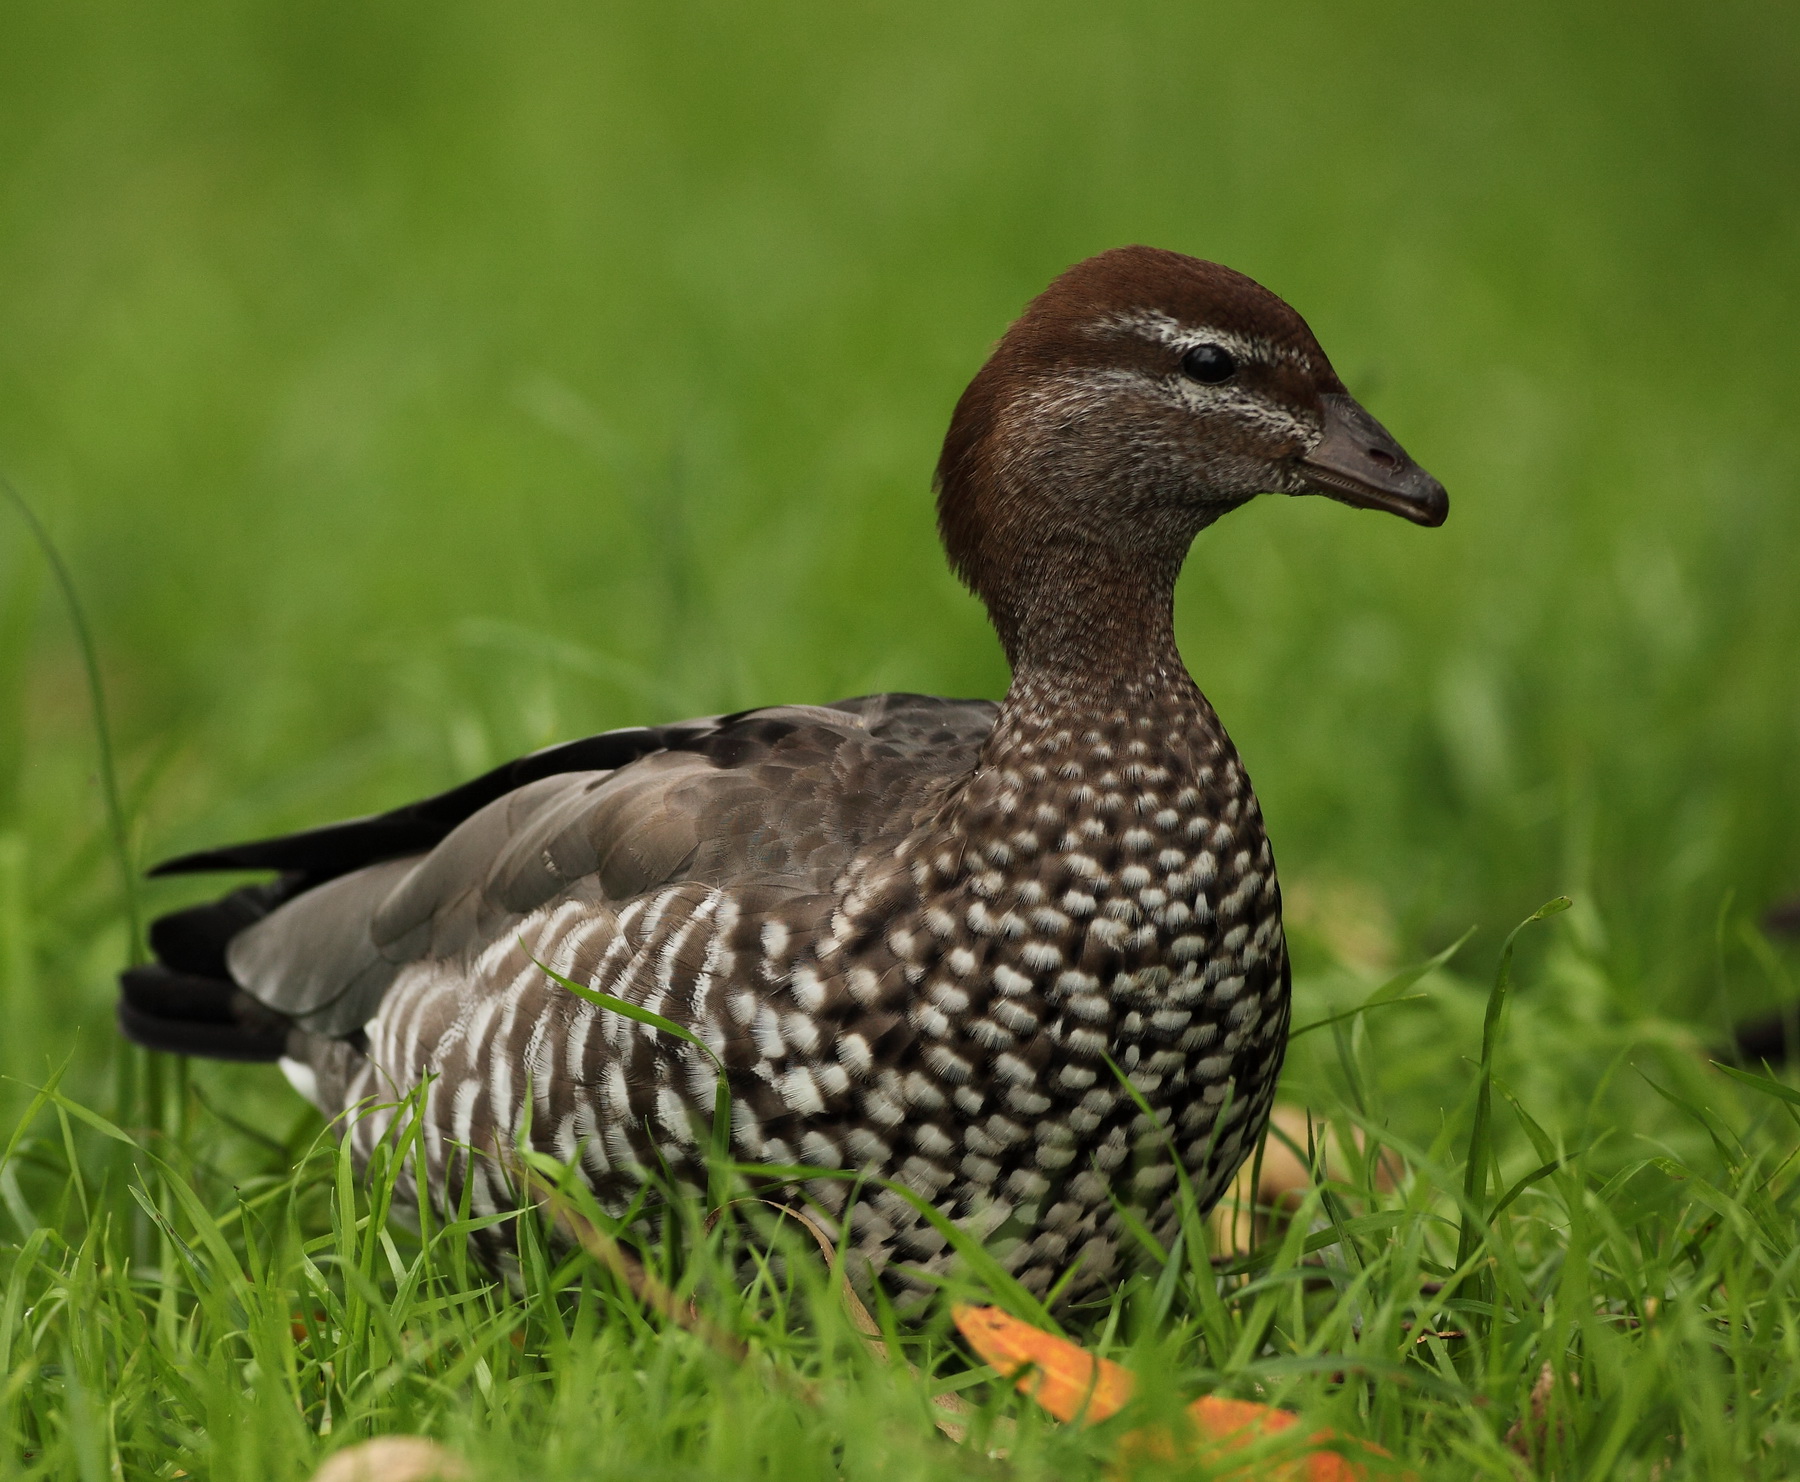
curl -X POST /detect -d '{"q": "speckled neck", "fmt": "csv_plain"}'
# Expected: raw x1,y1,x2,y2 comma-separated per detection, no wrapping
959,619,1221,863
984,542,1186,685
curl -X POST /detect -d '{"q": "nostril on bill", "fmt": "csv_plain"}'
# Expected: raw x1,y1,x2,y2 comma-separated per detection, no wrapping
1364,446,1398,468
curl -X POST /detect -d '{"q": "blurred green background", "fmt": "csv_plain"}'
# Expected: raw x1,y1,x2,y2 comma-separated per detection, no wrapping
1,1,1796,1127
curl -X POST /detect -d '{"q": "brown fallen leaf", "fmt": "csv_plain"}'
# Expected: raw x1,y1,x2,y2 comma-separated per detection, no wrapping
951,1302,1135,1422
952,1303,1384,1481
308,1437,469,1482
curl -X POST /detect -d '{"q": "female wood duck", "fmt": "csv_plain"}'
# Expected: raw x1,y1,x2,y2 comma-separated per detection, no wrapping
120,246,1446,1296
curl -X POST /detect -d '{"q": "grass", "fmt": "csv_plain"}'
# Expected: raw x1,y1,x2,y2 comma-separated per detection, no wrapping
9,913,1800,1478
2,1,1799,1477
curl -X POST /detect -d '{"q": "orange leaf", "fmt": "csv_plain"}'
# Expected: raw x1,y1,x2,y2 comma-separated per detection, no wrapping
1118,1398,1374,1481
951,1305,1386,1480
1168,1397,1371,1481
951,1303,1135,1421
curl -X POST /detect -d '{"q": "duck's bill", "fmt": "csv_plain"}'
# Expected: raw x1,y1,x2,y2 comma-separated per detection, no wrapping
1295,392,1448,527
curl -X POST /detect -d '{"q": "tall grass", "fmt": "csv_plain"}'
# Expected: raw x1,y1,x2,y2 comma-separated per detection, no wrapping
5,913,1800,1477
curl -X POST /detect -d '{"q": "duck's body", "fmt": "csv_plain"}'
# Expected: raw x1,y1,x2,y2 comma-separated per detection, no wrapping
121,247,1444,1296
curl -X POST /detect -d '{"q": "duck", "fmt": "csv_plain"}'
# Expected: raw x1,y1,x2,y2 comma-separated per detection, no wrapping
118,246,1446,1297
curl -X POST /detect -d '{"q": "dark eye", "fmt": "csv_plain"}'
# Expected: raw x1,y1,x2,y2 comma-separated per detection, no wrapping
1180,343,1237,384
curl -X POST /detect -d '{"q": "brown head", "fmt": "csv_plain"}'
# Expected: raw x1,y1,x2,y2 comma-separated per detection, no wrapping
936,246,1446,670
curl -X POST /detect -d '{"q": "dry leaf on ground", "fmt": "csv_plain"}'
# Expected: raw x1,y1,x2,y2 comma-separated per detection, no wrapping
952,1303,1382,1480
952,1303,1135,1422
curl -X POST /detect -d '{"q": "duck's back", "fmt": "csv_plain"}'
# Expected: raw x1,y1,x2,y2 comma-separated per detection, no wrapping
125,695,995,1163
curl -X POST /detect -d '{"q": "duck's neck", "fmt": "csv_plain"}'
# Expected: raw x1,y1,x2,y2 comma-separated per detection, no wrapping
990,543,1191,709
949,547,1221,837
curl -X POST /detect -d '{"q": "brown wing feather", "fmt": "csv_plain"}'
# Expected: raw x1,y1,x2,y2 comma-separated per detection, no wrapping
221,697,997,1039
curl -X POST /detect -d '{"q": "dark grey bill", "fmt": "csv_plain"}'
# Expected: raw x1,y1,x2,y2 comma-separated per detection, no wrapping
1296,392,1448,527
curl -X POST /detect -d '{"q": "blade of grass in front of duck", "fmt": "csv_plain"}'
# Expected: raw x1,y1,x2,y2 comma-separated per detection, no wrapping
1100,1050,1240,1362
1453,897,1570,1316
723,1157,1059,1330
533,953,721,1071
533,951,737,1208
861,1175,1061,1331
1289,925,1475,1040
709,1073,733,1211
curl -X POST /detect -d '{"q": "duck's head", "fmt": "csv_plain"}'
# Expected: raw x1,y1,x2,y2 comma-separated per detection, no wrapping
936,246,1446,663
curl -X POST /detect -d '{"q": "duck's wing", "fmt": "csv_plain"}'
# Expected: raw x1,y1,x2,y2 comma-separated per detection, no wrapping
148,714,728,888
118,715,721,1058
120,694,997,1056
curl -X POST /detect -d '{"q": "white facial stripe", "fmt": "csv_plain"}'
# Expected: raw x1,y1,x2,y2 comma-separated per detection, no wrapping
1097,309,1316,376
1173,380,1315,447
1031,367,1317,453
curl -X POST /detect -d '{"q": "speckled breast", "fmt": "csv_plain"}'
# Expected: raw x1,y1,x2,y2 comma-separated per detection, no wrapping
743,674,1289,1297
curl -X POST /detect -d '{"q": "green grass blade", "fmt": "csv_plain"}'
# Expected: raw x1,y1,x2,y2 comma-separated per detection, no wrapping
1289,925,1474,1040
0,471,140,963
532,952,722,1073
1454,897,1570,1299
1712,1061,1800,1110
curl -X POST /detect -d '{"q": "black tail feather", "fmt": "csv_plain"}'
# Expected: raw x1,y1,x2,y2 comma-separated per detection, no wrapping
147,723,700,886
120,716,721,1062
146,879,303,979
118,965,290,1061
120,880,306,1062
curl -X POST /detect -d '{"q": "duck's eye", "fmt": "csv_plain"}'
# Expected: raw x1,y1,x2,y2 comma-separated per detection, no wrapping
1180,343,1236,384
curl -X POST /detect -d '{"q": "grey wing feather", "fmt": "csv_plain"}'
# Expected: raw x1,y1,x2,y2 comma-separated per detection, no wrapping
225,857,420,1036
224,696,998,1038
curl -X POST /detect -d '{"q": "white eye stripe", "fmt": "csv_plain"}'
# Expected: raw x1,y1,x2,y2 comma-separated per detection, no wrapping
1033,368,1317,449
1097,309,1314,376
1200,391,1316,450
1170,379,1307,434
